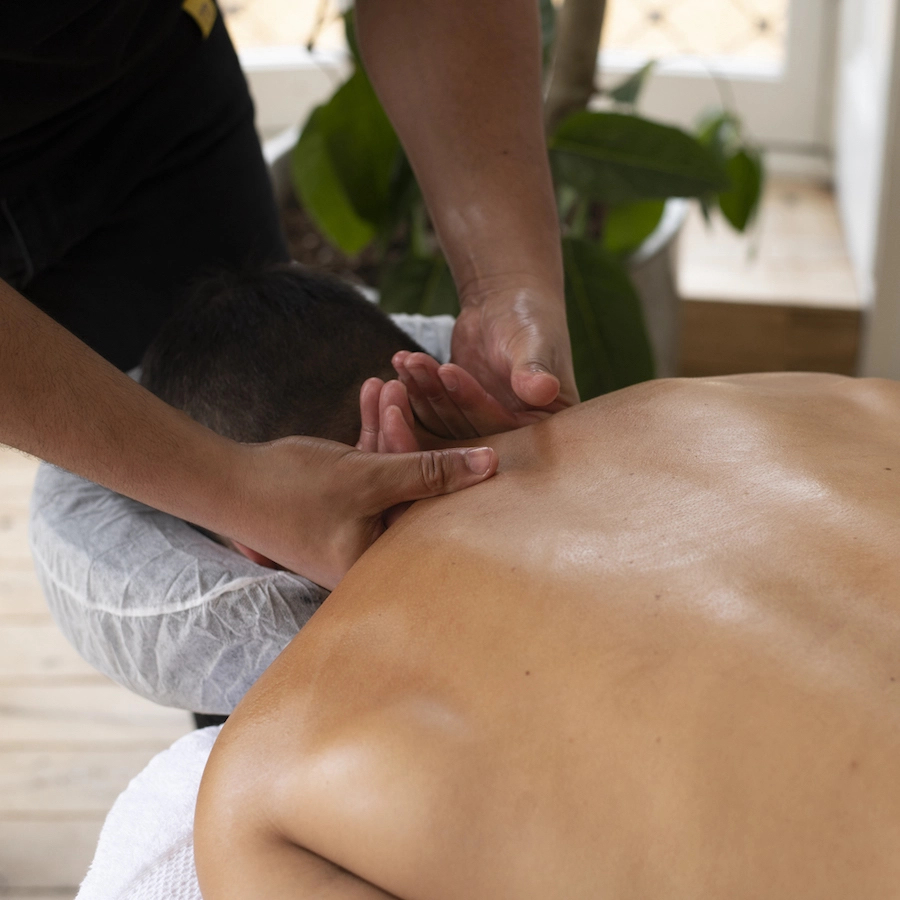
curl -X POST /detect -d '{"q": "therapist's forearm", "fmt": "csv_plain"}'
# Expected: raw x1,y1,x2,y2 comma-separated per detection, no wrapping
354,0,564,300
0,277,242,529
0,278,499,587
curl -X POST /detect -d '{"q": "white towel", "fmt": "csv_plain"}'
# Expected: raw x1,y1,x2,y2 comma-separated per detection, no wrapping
77,726,221,900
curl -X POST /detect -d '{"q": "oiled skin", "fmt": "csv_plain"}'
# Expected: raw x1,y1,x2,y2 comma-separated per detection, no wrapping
195,374,900,900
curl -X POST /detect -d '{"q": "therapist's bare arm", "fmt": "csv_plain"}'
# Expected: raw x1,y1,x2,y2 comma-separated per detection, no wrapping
0,278,497,589
355,0,577,413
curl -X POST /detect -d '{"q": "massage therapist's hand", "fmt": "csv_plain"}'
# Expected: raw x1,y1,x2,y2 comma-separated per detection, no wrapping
357,375,504,455
390,352,550,439
451,278,579,414
393,282,578,434
357,376,496,526
390,284,578,440
230,435,497,590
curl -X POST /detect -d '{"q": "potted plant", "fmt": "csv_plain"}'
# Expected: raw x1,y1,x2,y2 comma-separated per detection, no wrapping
290,0,762,398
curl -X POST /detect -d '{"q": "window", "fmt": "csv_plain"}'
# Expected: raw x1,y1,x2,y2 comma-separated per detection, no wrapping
229,0,837,166
602,0,790,68
599,0,838,163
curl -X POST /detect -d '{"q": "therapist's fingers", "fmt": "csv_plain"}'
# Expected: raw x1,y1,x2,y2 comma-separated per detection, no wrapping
394,351,480,439
356,377,384,452
359,444,498,516
377,381,420,454
392,352,454,437
405,354,481,439
436,363,544,435
381,407,419,454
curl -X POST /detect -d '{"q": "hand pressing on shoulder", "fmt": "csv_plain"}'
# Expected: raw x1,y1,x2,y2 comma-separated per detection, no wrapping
226,431,497,589
358,376,431,454
450,279,580,417
356,363,544,454
355,376,469,528
390,280,579,440
388,351,552,442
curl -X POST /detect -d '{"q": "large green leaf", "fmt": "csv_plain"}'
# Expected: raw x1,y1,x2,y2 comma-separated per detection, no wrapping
718,147,764,232
603,199,665,257
563,237,655,399
321,69,399,225
694,109,764,233
550,111,730,205
291,69,400,254
291,109,375,255
378,255,459,317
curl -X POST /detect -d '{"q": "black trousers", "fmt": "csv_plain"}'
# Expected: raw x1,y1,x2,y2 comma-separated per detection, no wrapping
0,12,289,371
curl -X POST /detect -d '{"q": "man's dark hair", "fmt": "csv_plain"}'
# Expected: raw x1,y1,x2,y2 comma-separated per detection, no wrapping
140,265,424,445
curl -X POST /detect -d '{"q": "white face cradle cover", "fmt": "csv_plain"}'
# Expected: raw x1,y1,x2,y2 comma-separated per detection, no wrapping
28,313,455,715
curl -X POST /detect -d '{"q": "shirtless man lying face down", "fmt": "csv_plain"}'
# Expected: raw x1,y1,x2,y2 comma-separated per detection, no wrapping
195,371,900,899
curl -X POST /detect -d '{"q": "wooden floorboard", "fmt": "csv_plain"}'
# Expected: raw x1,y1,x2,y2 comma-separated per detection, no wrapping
0,446,191,897
0,820,107,892
0,685,189,749
678,177,861,310
0,625,101,681
0,749,172,814
0,892,79,899
0,572,49,618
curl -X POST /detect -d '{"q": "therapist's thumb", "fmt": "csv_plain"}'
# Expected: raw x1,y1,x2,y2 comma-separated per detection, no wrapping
509,334,564,409
363,446,498,510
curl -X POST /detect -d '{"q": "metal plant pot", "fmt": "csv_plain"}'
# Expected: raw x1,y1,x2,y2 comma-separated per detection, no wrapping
628,198,688,378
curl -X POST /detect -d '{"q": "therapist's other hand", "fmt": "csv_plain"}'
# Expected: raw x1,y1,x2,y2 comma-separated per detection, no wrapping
232,435,497,590
451,279,579,414
358,377,429,454
391,351,549,439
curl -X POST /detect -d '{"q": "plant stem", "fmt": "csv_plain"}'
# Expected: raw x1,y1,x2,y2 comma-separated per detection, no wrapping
571,198,589,239
543,0,608,134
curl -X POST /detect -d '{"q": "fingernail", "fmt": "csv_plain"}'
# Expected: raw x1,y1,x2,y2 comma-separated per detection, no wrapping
441,369,460,392
465,447,494,475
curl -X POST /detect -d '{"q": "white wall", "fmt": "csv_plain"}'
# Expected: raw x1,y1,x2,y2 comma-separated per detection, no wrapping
834,0,897,302
833,0,900,377
240,47,350,140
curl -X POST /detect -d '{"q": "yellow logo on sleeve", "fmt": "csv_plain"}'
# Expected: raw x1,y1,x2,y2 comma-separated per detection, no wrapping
182,0,218,38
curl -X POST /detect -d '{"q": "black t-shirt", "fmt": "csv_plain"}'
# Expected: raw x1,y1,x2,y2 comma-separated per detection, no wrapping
0,1,195,193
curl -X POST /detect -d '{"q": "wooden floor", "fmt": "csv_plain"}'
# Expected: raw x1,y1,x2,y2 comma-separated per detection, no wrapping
0,447,191,899
678,177,863,377
679,177,861,311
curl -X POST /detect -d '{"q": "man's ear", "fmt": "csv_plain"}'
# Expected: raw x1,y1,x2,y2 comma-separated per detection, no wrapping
231,540,279,569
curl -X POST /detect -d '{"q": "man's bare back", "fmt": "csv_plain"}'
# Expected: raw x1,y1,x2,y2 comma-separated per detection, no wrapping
196,373,900,899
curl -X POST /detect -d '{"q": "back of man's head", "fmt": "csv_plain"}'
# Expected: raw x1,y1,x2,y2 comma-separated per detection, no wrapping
140,265,424,445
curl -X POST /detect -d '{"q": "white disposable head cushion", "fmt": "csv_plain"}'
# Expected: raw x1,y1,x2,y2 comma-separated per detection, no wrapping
30,465,325,714
28,314,455,714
